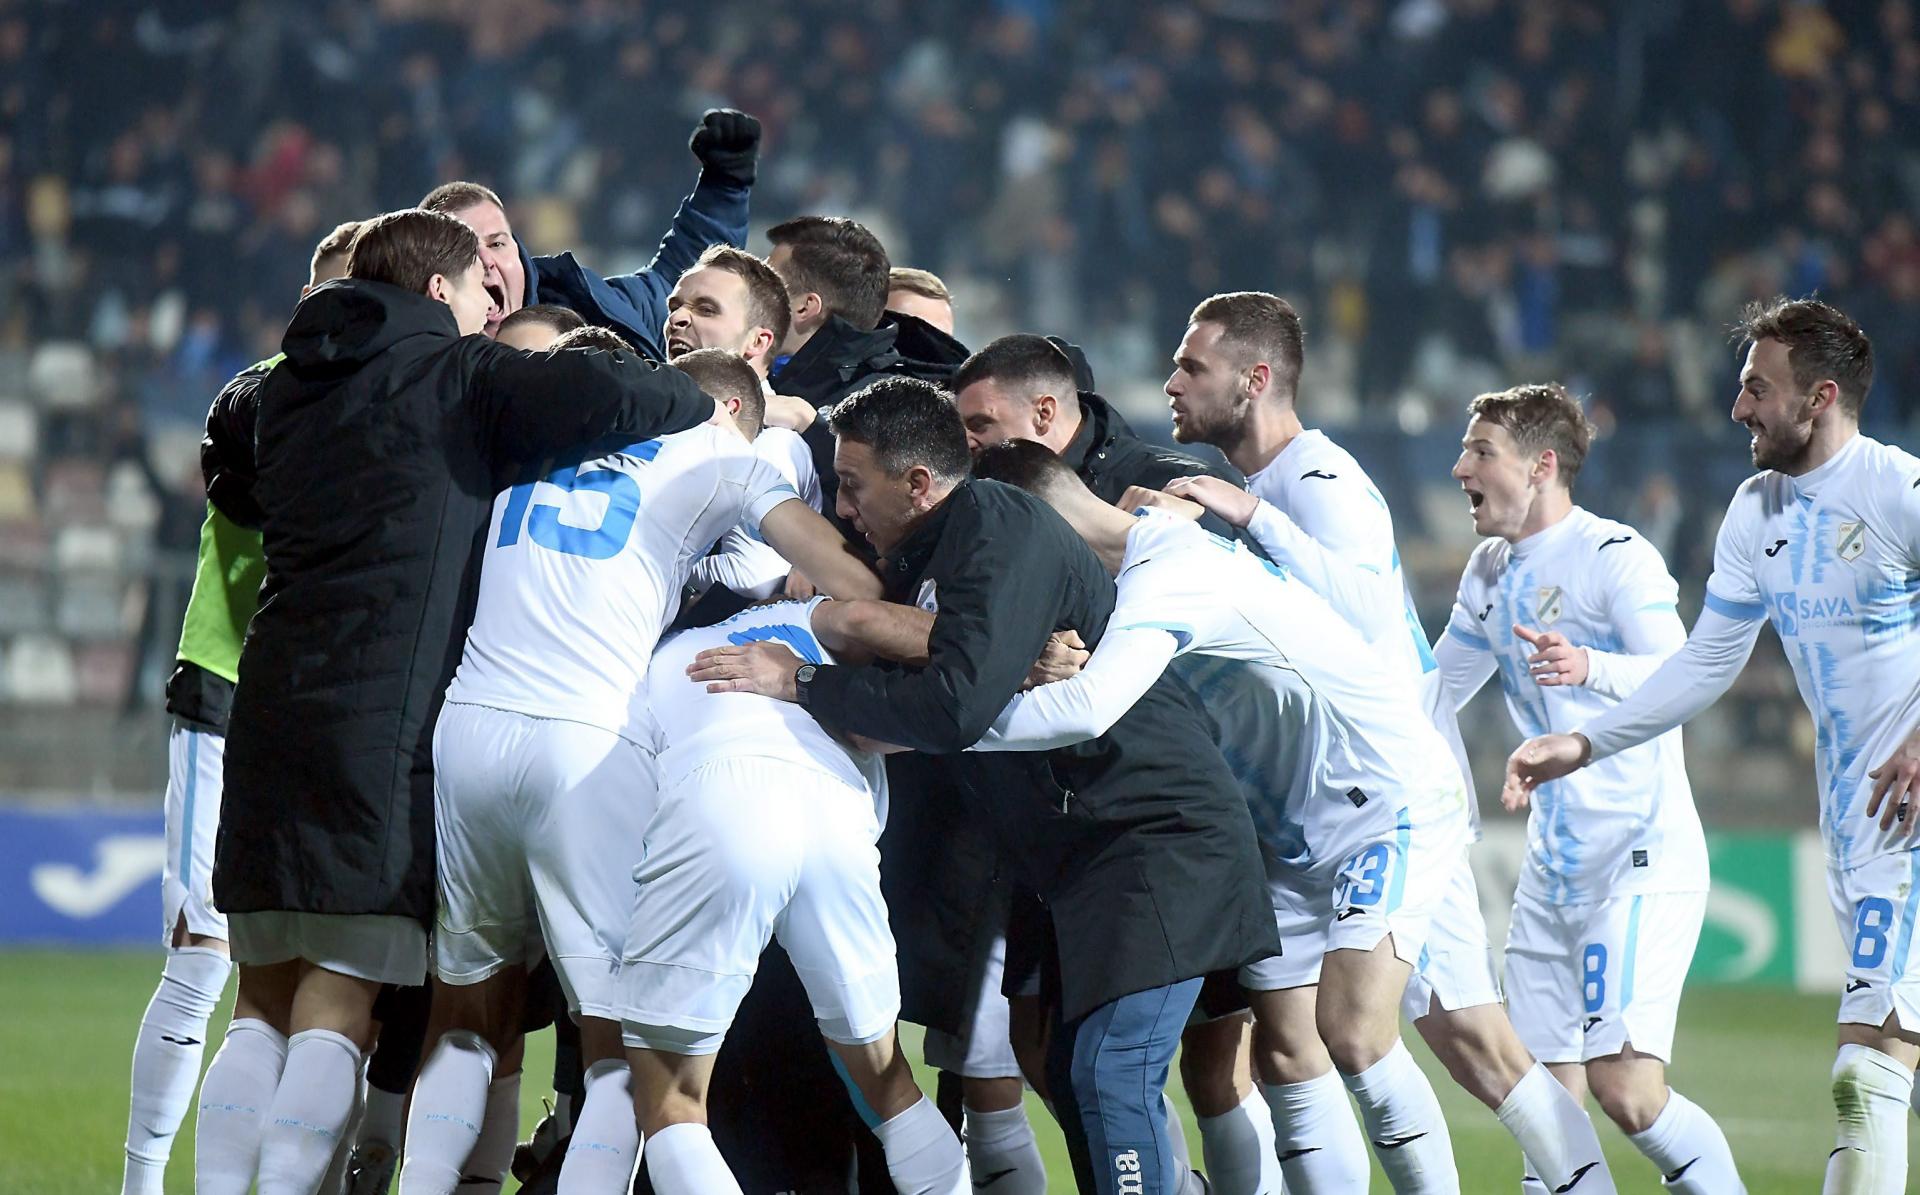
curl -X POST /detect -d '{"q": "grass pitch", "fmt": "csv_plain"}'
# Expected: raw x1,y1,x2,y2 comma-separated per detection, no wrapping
1,948,1904,1192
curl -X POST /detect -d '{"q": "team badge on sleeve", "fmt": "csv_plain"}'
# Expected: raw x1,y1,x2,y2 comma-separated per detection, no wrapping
1837,520,1867,563
1535,586,1564,625
915,579,939,612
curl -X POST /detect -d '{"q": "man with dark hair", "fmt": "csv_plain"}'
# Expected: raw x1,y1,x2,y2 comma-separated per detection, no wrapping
496,303,588,350
1509,297,1920,1192
952,332,1245,536
669,345,766,436
689,376,1277,1195
422,108,761,350
887,267,955,335
198,207,715,1195
761,218,969,523
1158,291,1617,1189
121,221,360,1195
1437,383,1739,1192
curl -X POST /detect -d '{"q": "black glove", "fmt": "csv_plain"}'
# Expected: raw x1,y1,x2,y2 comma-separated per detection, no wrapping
689,108,761,188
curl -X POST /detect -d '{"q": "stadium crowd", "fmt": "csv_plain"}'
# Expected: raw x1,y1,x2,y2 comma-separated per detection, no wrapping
6,3,1920,1192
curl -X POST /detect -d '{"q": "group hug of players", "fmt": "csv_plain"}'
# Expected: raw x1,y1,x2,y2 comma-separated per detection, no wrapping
114,108,1920,1195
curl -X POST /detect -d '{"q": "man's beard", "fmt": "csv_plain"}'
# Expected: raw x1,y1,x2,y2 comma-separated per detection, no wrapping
1174,396,1251,450
1750,418,1815,473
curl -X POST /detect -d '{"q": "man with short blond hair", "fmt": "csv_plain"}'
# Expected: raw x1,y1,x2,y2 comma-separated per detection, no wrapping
887,266,955,335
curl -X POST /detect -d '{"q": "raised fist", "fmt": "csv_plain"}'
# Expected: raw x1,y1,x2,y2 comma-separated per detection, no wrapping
689,108,762,188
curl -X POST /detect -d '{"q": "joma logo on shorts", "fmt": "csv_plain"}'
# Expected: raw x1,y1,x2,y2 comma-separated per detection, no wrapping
1114,1148,1143,1194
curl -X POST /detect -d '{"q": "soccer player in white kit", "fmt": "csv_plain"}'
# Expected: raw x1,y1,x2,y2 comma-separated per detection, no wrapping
1435,383,1743,1193
1157,292,1613,1191
397,342,881,1195
1507,298,1920,1195
970,441,1490,1192
625,599,967,1195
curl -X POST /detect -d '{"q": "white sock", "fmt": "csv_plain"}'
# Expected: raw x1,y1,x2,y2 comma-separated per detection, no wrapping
461,1070,523,1189
1163,1091,1200,1190
1341,1041,1459,1193
1264,1068,1370,1190
1497,1063,1614,1194
1824,1044,1913,1195
257,1029,362,1195
124,946,230,1195
1198,1087,1281,1195
396,1029,495,1195
558,1059,641,1193
360,1078,406,1148
961,1103,1046,1195
195,1018,288,1195
873,1094,970,1195
1626,1088,1742,1194
319,1066,366,1195
645,1122,744,1195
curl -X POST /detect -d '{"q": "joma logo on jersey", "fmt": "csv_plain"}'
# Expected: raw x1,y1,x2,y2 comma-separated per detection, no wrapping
1837,520,1868,563
1771,590,1856,634
1114,1149,1144,1194
1535,586,1564,625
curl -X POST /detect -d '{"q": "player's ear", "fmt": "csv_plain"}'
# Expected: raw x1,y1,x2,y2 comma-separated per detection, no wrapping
1246,361,1270,398
906,463,937,508
1810,378,1842,418
1032,393,1056,435
1534,448,1558,487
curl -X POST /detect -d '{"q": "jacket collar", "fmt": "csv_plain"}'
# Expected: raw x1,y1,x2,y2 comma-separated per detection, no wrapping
878,478,968,597
1060,391,1128,472
774,314,902,402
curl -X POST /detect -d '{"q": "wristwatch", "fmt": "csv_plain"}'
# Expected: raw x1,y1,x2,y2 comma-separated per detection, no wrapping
794,663,818,705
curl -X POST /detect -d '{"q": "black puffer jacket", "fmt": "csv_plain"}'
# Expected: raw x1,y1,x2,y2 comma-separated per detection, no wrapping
1061,391,1248,539
213,278,712,924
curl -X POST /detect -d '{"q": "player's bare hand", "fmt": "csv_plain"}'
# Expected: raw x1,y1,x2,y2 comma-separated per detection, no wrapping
1162,475,1258,528
783,569,818,600
1513,624,1589,687
1116,485,1204,522
1866,725,1920,834
763,392,817,432
1503,733,1590,812
687,641,803,701
1024,630,1089,690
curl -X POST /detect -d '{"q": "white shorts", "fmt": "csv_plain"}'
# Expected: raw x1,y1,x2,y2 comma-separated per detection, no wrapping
163,720,228,943
1240,808,1463,993
1400,851,1502,1021
1831,849,1920,1033
1504,889,1705,1064
620,757,899,1055
228,911,428,986
432,702,657,1021
922,887,1021,1079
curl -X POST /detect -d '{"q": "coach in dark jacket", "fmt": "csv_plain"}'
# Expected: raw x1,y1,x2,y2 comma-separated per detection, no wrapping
215,210,712,991
690,378,1275,1195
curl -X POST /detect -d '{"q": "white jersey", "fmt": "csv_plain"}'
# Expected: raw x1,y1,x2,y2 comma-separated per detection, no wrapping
1242,429,1479,828
987,513,1467,872
447,424,798,742
690,426,822,602
1699,434,1920,870
646,600,885,805
1436,507,1707,902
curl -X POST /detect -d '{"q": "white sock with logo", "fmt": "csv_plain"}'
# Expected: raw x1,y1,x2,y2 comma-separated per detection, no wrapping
1627,1088,1742,1194
461,1070,522,1189
1198,1087,1282,1195
123,946,230,1195
873,1094,969,1194
256,1029,361,1195
962,1103,1046,1194
1162,1092,1205,1192
644,1122,743,1195
1264,1067,1370,1190
558,1059,640,1193
1824,1044,1913,1195
1341,1040,1459,1193
397,1029,495,1195
1497,1063,1614,1194
194,1018,287,1195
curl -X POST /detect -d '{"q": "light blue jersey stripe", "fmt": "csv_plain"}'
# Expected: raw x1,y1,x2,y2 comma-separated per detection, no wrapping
179,730,199,885
1621,895,1643,1009
1450,627,1492,652
1891,852,1920,978
1385,809,1413,913
1703,592,1766,621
